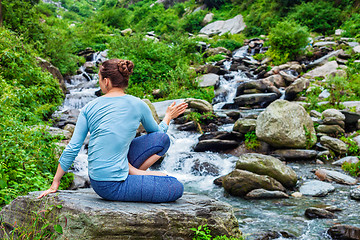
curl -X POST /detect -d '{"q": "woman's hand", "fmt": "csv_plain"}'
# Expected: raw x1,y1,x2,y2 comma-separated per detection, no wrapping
37,180,60,199
163,102,188,125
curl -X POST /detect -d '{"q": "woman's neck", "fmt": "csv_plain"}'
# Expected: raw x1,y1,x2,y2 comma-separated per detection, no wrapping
104,87,126,97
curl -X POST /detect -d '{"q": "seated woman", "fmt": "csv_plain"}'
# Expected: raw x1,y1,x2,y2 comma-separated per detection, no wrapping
38,59,188,202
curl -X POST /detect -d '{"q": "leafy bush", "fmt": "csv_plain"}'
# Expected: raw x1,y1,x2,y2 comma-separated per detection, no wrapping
267,20,309,65
191,225,244,240
342,161,360,177
0,29,73,207
288,1,342,35
206,54,226,63
108,34,214,102
341,13,360,38
244,131,260,150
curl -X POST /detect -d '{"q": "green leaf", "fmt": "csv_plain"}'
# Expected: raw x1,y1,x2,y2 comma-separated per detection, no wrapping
54,224,63,234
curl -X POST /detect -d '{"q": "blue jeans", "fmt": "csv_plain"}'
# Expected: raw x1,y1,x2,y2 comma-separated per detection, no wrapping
90,132,184,202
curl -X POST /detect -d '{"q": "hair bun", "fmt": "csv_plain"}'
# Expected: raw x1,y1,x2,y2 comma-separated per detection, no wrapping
117,59,134,78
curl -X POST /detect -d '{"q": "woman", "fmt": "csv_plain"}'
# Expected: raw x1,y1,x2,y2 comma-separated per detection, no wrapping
38,59,188,202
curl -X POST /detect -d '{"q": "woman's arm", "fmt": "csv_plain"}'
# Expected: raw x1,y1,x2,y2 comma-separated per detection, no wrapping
38,111,89,198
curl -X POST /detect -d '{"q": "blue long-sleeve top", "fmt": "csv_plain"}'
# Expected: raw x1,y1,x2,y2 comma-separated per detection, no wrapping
58,95,168,181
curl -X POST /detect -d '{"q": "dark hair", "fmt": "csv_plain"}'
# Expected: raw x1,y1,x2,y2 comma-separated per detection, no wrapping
99,59,134,88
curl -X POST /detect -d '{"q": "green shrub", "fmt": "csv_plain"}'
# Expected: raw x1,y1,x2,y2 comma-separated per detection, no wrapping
191,225,244,240
341,13,360,38
244,131,260,150
205,54,226,63
267,20,309,65
0,29,72,207
342,161,360,177
288,1,342,35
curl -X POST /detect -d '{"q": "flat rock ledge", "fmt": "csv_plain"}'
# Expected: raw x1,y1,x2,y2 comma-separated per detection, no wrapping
0,189,241,240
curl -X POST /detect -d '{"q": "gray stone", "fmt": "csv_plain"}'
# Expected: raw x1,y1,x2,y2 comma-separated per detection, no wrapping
273,149,318,160
313,41,337,47
284,78,310,101
196,73,220,88
222,169,286,197
316,124,345,135
235,153,297,189
83,61,96,73
322,118,345,128
192,160,219,176
256,100,317,149
120,28,132,35
310,110,322,118
335,29,345,36
350,188,360,200
303,61,339,79
233,93,279,107
305,207,335,219
47,127,72,140
245,189,289,199
327,225,360,240
205,47,231,56
0,189,241,240
200,14,246,36
299,180,335,197
307,50,342,69
264,74,286,88
322,109,346,121
340,110,360,125
354,135,360,148
279,70,296,83
320,136,348,154
332,156,359,166
63,124,75,134
194,139,239,152
347,42,359,47
233,118,256,134
69,174,90,190
184,98,213,113
315,169,357,185
353,45,360,54
202,12,214,25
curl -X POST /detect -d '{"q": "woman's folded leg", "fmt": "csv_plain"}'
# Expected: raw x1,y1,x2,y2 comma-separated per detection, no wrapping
91,175,183,203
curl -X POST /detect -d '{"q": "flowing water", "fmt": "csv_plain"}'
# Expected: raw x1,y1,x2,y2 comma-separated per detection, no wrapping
58,50,360,240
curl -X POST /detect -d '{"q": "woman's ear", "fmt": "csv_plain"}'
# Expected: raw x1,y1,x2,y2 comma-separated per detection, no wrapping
104,78,111,89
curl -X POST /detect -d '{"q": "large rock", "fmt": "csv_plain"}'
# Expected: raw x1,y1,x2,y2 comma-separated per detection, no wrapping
307,50,342,69
194,139,239,152
222,169,286,197
153,99,185,119
316,124,345,135
299,180,335,197
332,156,359,166
327,225,360,240
200,14,246,36
185,98,213,113
233,93,279,107
284,78,310,101
273,149,318,160
322,109,345,121
303,61,339,79
245,189,289,199
305,207,335,219
350,188,360,200
196,73,220,88
320,136,348,154
0,189,241,239
235,153,297,188
233,118,256,134
315,169,357,185
36,57,66,95
256,100,317,149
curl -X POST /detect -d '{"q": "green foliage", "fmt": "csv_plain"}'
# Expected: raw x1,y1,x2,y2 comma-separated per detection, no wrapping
191,225,244,240
341,13,360,38
342,161,360,177
206,54,226,63
303,125,316,149
0,203,65,239
340,136,360,156
185,112,216,133
108,34,214,102
288,1,342,35
0,29,73,207
244,131,260,150
267,20,309,65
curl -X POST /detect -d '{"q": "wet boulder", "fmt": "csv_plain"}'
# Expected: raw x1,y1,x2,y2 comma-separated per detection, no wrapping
194,139,239,152
256,100,317,149
191,160,219,176
299,180,335,197
222,169,286,197
198,131,243,142
234,93,279,107
284,78,310,101
233,118,256,134
245,189,289,199
0,189,242,240
320,136,348,154
350,188,360,200
327,225,360,240
235,153,297,189
315,169,357,185
185,98,213,113
273,149,318,161
305,207,335,219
